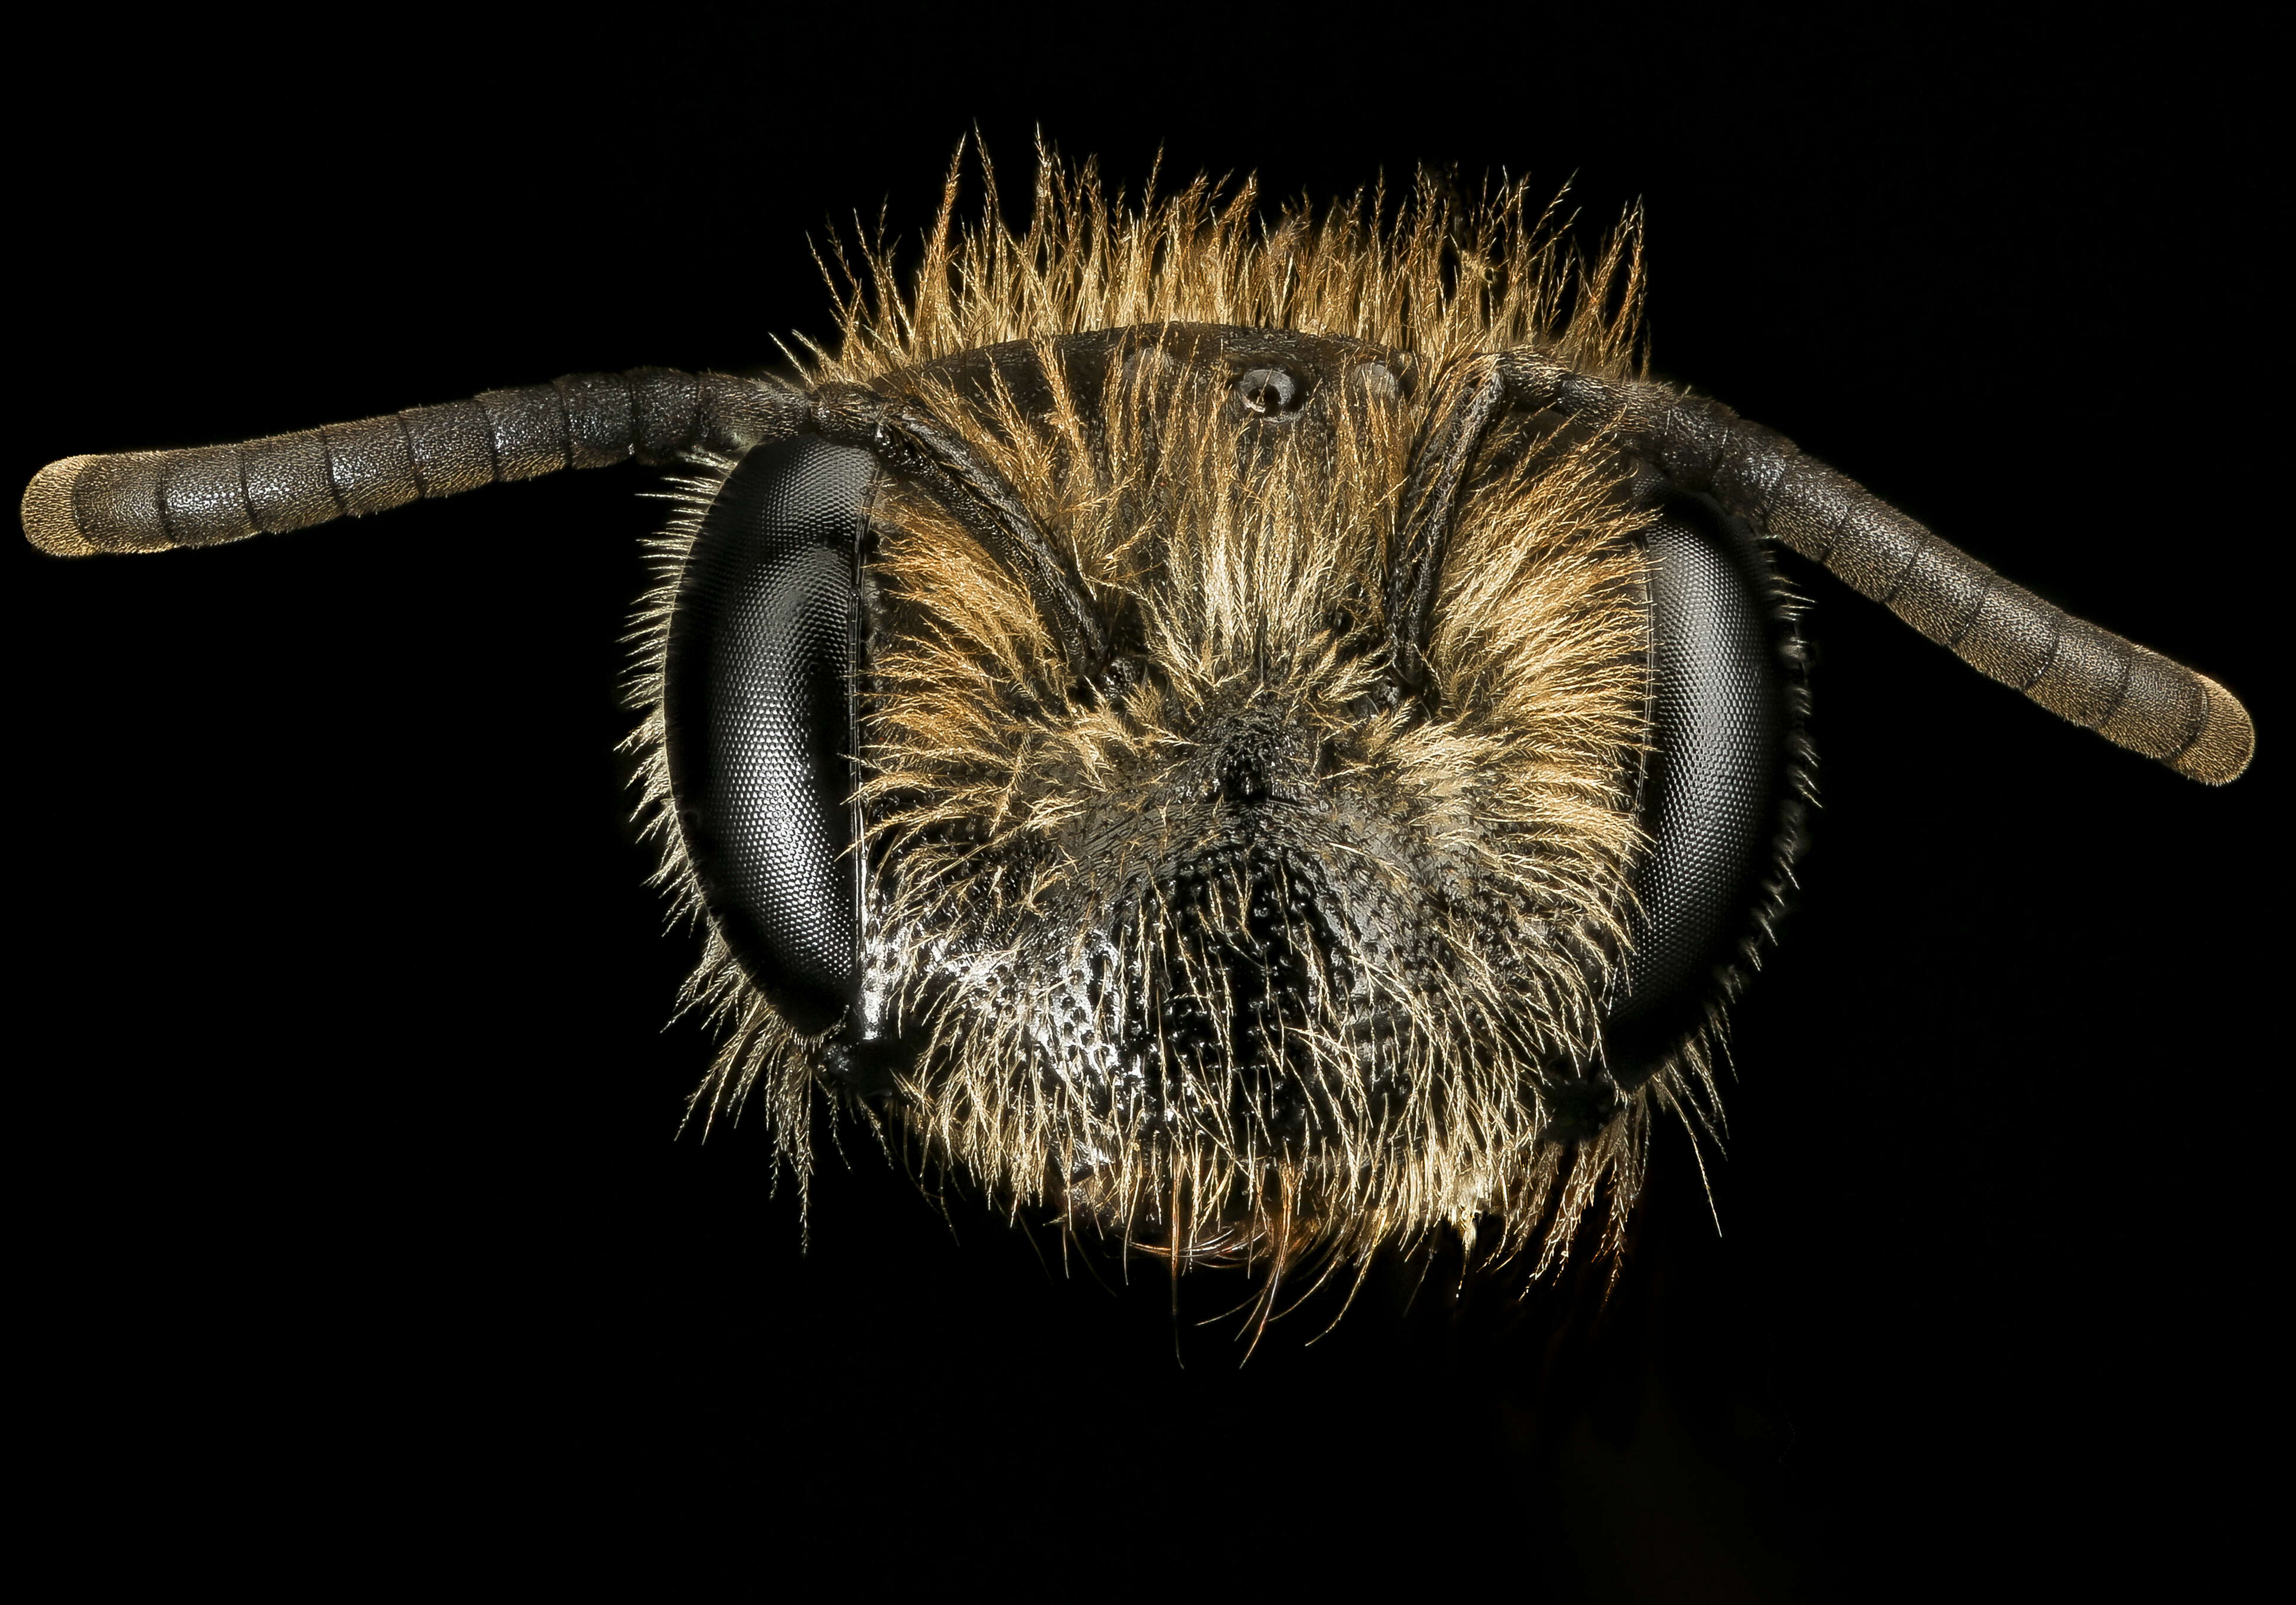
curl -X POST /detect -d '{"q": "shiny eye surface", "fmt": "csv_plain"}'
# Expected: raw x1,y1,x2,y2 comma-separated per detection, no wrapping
1606,493,1796,1077
1235,364,1304,415
663,435,875,1038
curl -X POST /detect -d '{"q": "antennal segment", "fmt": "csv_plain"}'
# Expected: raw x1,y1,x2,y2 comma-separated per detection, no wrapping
21,369,803,558
1483,350,2255,785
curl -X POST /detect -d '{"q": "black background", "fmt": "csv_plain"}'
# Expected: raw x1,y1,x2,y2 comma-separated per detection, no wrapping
13,14,2276,1598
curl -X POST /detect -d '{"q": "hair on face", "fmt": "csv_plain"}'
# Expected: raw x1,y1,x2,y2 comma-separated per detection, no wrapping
622,148,1772,1304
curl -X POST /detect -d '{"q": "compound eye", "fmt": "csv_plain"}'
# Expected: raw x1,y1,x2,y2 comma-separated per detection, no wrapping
663,435,876,1038
1605,495,1794,1075
1235,366,1305,416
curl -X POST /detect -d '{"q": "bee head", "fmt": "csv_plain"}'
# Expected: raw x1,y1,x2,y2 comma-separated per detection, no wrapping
659,322,1719,1280
42,157,2235,1314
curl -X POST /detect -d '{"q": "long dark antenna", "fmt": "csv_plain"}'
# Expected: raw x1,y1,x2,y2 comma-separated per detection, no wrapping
1389,349,2254,785
20,369,802,557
